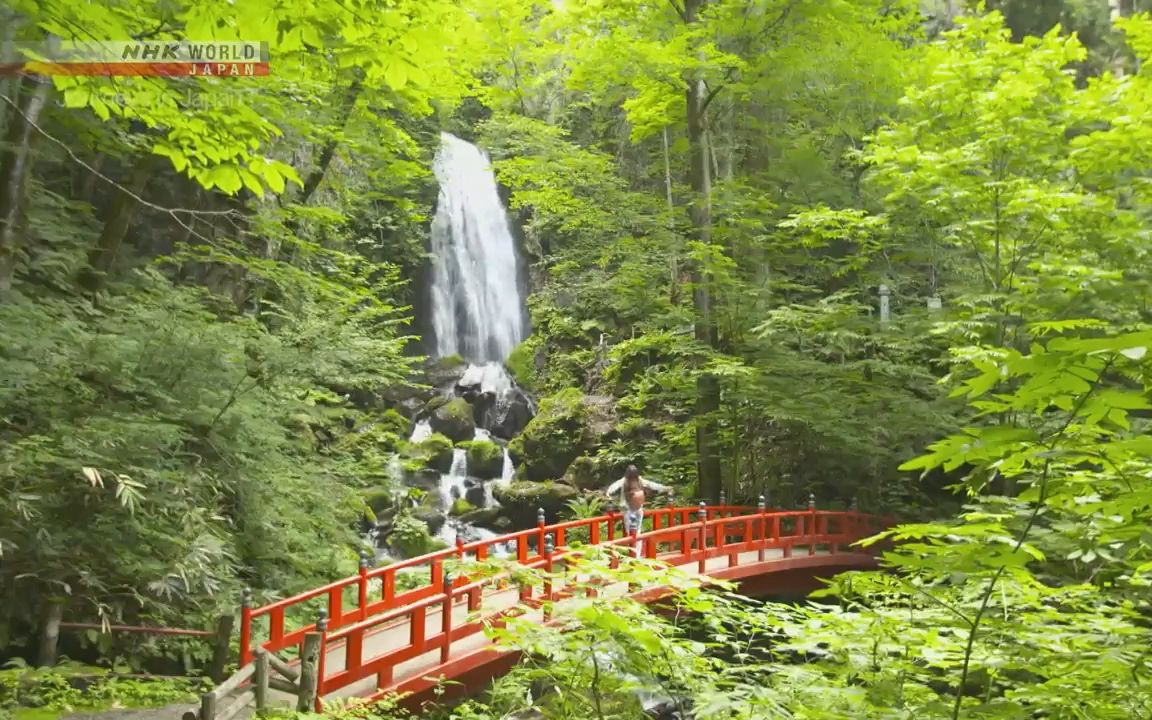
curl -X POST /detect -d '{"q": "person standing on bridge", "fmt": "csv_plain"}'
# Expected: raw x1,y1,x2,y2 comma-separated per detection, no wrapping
604,465,669,554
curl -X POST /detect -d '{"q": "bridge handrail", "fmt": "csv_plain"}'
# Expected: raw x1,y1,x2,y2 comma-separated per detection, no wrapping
239,503,889,667
321,506,890,704
240,504,759,662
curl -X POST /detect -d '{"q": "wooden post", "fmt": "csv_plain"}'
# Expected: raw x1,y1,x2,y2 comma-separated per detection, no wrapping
253,649,269,715
208,614,234,683
296,630,323,712
200,690,217,720
37,596,65,667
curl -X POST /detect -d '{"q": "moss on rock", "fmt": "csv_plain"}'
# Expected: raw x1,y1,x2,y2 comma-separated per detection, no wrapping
493,481,579,525
401,432,454,473
506,337,542,390
458,439,504,479
507,388,588,481
362,487,394,518
450,497,476,516
564,453,627,491
428,397,476,442
508,389,621,482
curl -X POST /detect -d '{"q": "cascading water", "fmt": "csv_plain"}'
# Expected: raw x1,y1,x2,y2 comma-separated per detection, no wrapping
378,132,531,559
428,131,526,362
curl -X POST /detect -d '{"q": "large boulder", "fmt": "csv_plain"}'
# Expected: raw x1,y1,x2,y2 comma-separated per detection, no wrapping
427,397,476,442
493,481,579,525
508,390,620,482
459,439,505,479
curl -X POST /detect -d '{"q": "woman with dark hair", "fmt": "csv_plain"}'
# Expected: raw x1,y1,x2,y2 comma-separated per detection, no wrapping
604,465,670,547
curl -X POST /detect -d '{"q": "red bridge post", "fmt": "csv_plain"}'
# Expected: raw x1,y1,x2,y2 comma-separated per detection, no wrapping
239,588,252,666
808,493,817,556
358,550,371,621
757,496,767,562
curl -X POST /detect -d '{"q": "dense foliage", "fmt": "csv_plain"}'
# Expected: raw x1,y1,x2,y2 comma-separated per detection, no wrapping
3,0,1152,717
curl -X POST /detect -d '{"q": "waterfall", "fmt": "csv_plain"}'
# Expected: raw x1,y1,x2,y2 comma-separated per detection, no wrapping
428,132,526,362
372,133,531,560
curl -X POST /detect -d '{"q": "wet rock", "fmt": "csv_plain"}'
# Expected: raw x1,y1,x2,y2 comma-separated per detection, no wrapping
454,362,536,439
488,389,534,439
465,484,487,507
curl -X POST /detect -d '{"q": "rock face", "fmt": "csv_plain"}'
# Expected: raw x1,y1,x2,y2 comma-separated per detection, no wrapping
508,389,620,482
492,481,579,525
428,397,476,442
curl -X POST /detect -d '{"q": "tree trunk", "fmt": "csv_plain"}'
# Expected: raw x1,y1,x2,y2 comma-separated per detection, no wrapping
0,73,52,299
684,0,723,502
79,161,152,292
663,125,680,305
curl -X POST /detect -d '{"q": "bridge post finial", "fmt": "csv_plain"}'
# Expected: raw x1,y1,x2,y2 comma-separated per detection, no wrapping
757,495,766,512
358,548,371,570
544,534,554,556
537,507,546,526
697,500,707,522
241,587,252,608
851,496,859,511
443,570,452,592
315,609,328,633
808,493,816,511
719,490,726,506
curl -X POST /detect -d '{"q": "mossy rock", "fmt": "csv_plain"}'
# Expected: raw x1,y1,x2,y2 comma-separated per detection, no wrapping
450,497,477,516
508,389,620,482
428,397,476,443
506,337,543,390
564,454,627,491
457,506,503,528
493,481,579,525
458,439,504,479
362,487,395,517
401,432,454,473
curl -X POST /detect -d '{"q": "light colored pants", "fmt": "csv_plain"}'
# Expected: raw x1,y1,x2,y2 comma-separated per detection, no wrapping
624,508,643,556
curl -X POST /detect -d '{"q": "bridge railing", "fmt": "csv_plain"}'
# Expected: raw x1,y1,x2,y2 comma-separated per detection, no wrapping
239,503,890,694
239,503,766,665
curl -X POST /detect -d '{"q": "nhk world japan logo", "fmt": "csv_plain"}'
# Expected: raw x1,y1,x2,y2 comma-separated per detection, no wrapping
0,41,270,77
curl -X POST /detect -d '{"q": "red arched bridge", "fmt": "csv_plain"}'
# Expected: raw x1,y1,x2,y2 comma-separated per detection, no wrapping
194,503,890,719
